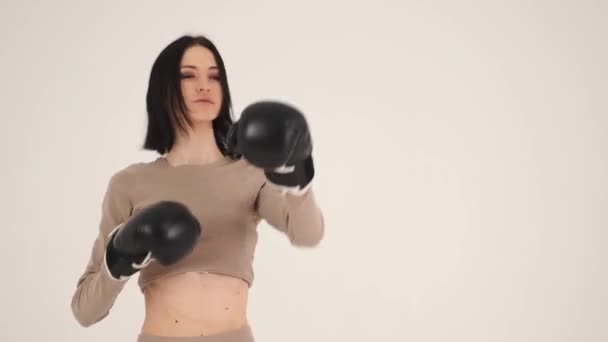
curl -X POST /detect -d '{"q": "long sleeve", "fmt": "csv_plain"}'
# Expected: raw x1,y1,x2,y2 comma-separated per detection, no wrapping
71,171,133,327
255,181,325,247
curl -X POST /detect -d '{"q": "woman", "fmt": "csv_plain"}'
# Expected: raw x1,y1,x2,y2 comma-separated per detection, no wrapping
70,35,324,342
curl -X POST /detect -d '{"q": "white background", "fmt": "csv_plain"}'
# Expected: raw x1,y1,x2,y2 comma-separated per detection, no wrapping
1,1,606,341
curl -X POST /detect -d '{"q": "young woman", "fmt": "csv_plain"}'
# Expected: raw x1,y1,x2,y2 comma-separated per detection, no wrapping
71,34,324,342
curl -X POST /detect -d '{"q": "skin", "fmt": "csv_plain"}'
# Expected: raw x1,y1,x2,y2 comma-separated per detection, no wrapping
141,45,250,337
165,44,225,166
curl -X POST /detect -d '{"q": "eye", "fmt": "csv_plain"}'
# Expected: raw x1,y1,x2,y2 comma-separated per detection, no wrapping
210,75,221,80
180,73,194,79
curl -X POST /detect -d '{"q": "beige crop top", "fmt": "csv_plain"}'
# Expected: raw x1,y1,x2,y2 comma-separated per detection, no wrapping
70,156,325,327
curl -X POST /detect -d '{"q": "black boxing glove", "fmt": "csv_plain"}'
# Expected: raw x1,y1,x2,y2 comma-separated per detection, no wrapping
232,101,315,195
104,201,201,280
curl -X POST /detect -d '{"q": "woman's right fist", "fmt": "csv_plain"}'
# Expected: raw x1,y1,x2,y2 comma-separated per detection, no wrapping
105,201,201,280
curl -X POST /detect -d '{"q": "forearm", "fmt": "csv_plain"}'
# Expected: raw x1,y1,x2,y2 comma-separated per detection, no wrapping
281,188,324,247
71,265,127,327
71,230,129,327
258,183,325,247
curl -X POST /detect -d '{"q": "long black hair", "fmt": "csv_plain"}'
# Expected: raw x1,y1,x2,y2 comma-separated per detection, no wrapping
143,35,240,159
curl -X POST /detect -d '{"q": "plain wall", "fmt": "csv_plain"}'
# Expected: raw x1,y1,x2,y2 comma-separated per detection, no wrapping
1,0,606,341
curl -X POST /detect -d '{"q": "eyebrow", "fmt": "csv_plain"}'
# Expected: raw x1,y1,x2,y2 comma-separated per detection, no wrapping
180,65,219,70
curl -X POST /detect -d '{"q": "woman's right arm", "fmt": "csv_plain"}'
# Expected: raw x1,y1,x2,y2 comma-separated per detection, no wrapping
71,171,133,327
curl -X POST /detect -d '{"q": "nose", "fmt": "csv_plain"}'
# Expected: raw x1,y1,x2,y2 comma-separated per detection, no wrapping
196,79,210,92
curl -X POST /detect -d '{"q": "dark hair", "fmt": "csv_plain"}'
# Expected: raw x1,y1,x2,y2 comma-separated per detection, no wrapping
143,35,240,159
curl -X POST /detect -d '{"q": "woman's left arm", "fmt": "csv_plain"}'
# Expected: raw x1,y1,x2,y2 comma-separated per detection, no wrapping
234,101,325,246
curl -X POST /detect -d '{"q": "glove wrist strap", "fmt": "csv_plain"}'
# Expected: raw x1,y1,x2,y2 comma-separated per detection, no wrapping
264,154,315,195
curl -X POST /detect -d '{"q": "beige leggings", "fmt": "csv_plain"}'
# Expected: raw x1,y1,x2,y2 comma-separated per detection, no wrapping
137,325,254,342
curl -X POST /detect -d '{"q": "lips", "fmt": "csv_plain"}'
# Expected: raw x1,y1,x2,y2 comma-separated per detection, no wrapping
195,99,213,103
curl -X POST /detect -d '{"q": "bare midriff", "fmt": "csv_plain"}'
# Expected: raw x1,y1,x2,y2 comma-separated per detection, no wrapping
141,272,249,337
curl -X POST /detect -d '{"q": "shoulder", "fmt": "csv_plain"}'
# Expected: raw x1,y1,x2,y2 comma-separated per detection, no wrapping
214,157,268,194
106,158,157,189
226,157,266,178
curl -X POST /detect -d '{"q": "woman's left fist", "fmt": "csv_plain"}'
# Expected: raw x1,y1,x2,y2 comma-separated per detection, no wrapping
234,101,315,192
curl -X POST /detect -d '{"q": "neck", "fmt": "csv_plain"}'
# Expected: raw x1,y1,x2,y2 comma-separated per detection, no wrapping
165,122,224,166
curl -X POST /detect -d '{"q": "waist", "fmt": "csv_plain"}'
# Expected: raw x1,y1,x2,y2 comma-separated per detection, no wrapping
141,271,249,337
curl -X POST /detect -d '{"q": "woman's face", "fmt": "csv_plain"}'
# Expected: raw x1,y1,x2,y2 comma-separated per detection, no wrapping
179,45,223,123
